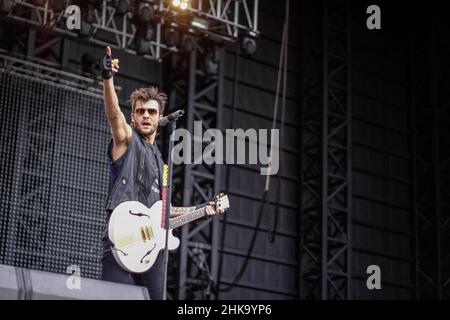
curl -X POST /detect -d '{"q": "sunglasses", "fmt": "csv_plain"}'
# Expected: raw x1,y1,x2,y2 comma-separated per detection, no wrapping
134,108,158,116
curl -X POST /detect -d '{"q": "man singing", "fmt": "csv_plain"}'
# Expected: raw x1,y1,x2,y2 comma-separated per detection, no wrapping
100,46,217,299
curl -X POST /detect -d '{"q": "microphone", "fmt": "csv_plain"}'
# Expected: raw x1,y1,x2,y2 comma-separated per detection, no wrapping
158,110,185,127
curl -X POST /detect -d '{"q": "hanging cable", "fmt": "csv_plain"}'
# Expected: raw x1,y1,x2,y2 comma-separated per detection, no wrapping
218,0,290,292
215,44,241,299
268,0,290,243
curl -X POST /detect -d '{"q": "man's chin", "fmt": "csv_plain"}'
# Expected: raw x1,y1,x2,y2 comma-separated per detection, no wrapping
137,127,155,136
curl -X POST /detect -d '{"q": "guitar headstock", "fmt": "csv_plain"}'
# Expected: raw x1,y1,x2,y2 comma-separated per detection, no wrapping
212,193,230,214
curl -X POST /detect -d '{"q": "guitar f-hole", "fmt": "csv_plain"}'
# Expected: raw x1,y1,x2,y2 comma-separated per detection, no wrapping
140,243,156,264
129,210,150,219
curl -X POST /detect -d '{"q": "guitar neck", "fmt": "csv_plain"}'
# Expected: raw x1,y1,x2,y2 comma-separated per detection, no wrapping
169,205,207,229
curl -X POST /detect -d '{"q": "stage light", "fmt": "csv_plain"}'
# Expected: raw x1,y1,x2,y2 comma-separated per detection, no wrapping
172,0,189,10
241,34,257,56
135,0,154,23
165,24,180,47
135,24,154,54
180,0,189,10
113,0,130,15
0,0,17,14
191,17,208,30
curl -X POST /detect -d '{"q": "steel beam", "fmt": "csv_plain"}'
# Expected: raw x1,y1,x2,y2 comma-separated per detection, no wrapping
300,0,351,300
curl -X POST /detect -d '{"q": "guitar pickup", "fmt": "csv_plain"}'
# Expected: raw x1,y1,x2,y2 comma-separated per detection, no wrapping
141,226,154,241
145,226,154,240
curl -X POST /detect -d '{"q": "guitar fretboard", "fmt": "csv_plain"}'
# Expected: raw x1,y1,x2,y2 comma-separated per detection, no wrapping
169,206,207,229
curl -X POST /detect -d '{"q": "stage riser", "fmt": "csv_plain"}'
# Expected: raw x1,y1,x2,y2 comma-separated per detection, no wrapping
0,264,149,300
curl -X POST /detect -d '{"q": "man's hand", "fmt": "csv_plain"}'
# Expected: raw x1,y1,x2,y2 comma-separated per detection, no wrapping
205,202,219,216
101,46,120,80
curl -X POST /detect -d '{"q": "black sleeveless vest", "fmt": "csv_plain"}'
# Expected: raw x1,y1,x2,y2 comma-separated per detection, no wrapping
105,128,164,212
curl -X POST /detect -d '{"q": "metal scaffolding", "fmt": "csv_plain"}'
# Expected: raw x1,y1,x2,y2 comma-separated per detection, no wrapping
300,0,352,300
1,0,258,60
412,14,450,300
162,44,224,299
159,0,259,39
179,48,224,300
0,49,122,96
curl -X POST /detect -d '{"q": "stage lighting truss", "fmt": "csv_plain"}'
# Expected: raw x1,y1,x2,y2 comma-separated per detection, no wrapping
0,0,165,59
0,0,259,60
0,48,122,96
161,0,258,40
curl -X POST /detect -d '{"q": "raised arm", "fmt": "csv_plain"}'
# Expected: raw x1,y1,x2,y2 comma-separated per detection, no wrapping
102,46,131,160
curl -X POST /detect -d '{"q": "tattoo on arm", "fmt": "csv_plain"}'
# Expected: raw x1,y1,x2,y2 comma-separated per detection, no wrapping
170,206,196,218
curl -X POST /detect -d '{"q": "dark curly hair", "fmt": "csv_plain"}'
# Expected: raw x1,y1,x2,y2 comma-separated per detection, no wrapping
128,86,168,114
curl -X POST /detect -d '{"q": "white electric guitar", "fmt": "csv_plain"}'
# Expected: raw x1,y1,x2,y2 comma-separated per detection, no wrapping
108,193,229,273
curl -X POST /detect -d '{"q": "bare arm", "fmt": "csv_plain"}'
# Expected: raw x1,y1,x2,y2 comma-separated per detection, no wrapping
103,77,130,142
170,205,216,218
102,46,131,160
170,206,196,218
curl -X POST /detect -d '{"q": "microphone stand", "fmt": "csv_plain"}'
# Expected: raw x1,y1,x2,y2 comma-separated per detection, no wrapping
161,120,176,300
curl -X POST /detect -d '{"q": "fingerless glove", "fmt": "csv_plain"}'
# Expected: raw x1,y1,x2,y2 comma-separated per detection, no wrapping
101,55,113,80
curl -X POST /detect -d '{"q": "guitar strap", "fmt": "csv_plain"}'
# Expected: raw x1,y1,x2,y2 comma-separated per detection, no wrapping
135,130,164,197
